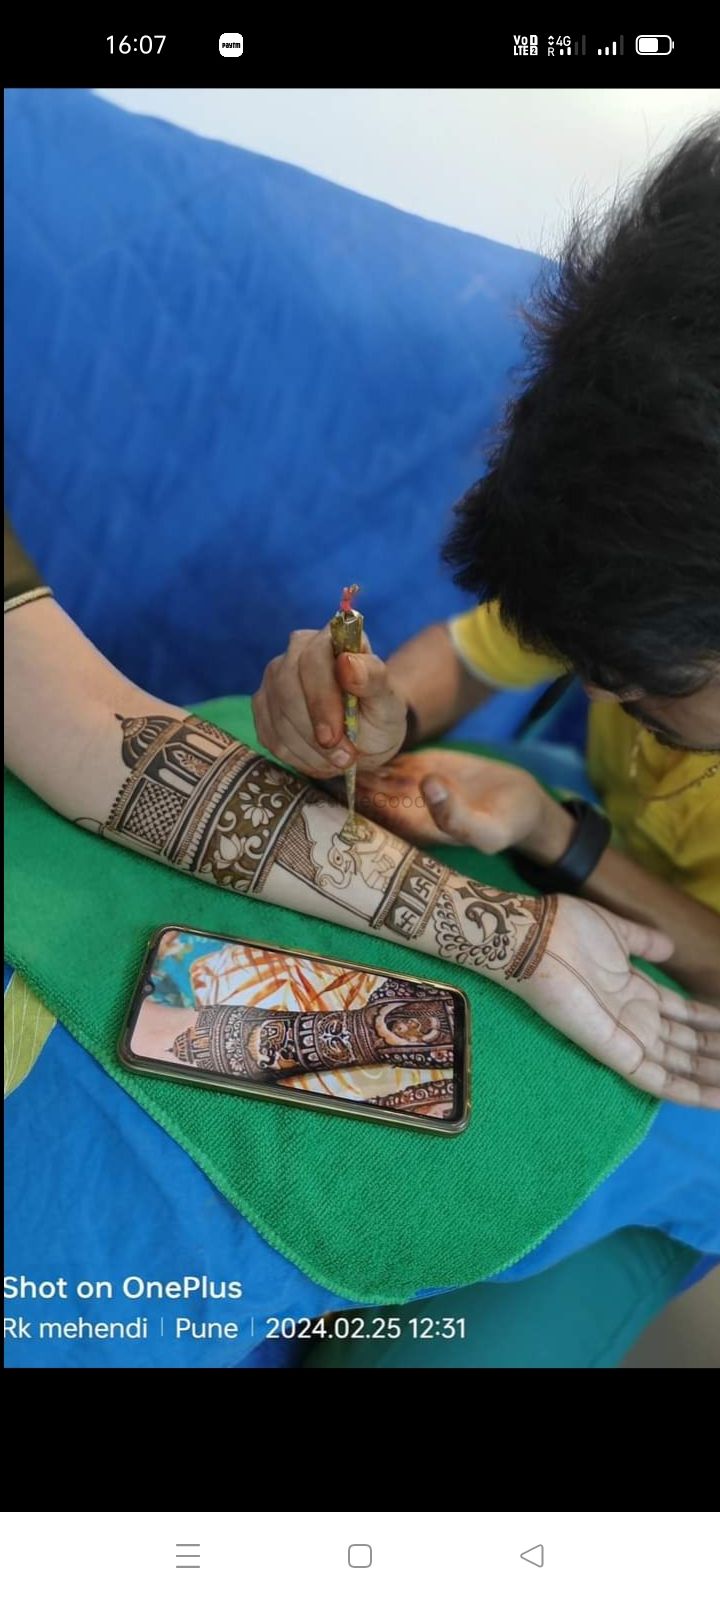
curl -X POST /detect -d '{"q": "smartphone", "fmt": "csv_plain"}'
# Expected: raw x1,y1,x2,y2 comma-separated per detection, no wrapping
118,924,470,1134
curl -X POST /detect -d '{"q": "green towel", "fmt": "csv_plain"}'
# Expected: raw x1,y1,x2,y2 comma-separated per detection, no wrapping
4,696,660,1303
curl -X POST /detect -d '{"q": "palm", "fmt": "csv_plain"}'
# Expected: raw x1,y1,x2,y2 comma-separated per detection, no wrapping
355,750,537,845
520,896,720,1106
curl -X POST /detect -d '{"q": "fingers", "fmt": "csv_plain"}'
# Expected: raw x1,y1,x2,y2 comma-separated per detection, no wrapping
631,975,720,1036
656,1010,720,1092
253,621,408,776
420,775,506,854
619,991,720,1100
337,652,410,766
588,1013,720,1103
336,649,382,697
623,1056,720,1108
253,695,350,777
588,1004,720,1103
535,919,720,1106
296,626,348,749
652,1037,720,1088
354,767,449,842
253,629,355,774
658,1015,720,1059
613,913,675,964
657,991,720,1031
625,979,720,1072
292,631,406,764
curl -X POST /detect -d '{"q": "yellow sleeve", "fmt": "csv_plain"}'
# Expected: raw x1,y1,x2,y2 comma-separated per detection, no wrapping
448,600,563,689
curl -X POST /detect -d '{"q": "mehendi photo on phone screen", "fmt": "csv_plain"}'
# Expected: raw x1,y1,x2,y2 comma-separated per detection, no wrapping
122,927,470,1129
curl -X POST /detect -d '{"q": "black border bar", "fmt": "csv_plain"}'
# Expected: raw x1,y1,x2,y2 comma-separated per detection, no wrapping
2,23,711,88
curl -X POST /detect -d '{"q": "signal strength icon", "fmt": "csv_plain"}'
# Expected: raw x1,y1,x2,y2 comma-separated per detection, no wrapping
598,37,624,54
548,36,586,56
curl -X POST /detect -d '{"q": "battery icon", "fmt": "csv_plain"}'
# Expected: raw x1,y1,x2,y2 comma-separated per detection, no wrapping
636,35,674,53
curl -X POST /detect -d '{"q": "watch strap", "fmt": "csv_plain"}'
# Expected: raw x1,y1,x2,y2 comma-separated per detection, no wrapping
507,799,611,894
399,702,421,753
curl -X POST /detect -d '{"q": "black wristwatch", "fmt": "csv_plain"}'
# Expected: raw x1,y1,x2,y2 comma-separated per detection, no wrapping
399,701,421,752
507,799,611,894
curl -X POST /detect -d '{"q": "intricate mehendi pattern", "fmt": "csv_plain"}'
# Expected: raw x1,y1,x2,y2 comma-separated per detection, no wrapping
104,712,555,984
277,807,408,897
371,852,450,939
433,882,557,980
103,714,308,890
365,1079,455,1114
172,978,456,1082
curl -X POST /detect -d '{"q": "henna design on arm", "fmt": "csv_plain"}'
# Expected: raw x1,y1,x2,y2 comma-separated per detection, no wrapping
101,712,417,908
100,711,555,983
432,879,557,981
102,714,292,886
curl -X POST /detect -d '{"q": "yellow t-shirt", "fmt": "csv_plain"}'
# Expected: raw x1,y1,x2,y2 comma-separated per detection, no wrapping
449,602,720,915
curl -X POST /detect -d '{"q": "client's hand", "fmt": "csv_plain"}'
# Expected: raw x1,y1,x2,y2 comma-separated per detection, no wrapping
355,749,550,852
514,896,720,1107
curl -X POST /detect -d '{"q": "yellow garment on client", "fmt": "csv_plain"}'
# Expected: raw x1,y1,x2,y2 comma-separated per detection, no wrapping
449,601,720,915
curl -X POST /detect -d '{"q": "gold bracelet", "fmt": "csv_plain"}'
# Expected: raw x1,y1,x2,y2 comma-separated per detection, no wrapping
4,586,54,613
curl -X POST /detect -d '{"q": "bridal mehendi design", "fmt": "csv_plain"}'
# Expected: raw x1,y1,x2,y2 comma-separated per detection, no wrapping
275,808,449,936
365,1079,454,1113
276,807,407,896
103,713,308,890
103,711,555,983
171,978,456,1082
432,881,557,980
371,851,450,939
198,762,305,894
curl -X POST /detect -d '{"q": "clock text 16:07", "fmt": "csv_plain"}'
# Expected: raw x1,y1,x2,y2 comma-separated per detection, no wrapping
107,35,166,53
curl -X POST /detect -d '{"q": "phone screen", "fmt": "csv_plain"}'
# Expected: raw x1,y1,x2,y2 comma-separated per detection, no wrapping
121,927,469,1131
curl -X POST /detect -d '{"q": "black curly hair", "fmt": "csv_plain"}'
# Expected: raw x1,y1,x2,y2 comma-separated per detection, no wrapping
443,119,720,697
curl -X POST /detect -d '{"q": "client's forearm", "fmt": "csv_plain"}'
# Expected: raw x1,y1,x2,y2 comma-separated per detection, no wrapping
4,599,555,992
88,707,554,989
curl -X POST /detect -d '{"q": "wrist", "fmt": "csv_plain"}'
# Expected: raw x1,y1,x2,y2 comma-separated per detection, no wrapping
521,790,575,865
475,893,549,989
397,699,421,754
429,872,552,989
509,798,612,896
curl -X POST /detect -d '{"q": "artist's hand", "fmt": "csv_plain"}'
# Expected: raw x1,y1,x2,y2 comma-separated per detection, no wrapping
514,895,720,1107
356,749,563,854
252,626,408,777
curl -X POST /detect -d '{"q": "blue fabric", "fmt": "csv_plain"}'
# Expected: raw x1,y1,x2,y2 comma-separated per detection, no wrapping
489,1103,720,1281
3,973,343,1369
677,1254,720,1292
4,87,546,743
6,960,718,1368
